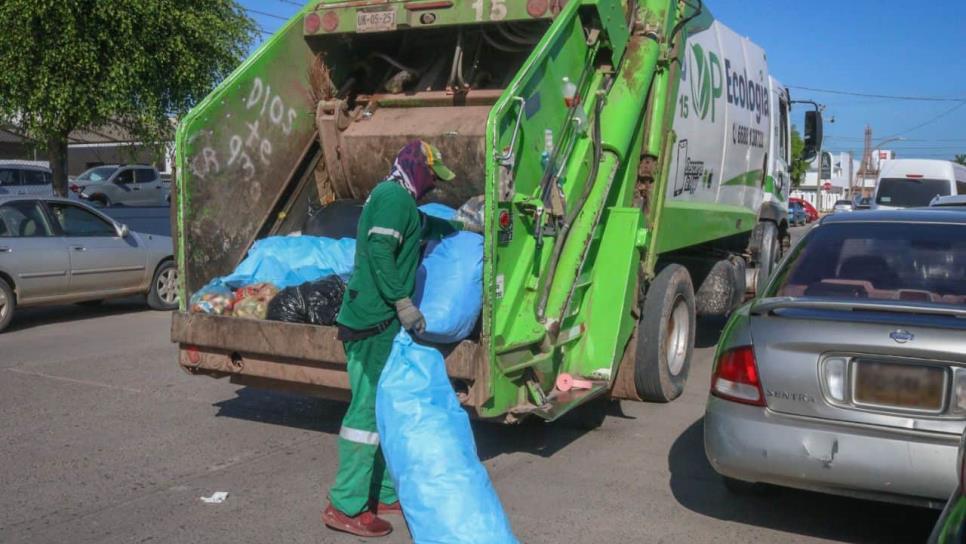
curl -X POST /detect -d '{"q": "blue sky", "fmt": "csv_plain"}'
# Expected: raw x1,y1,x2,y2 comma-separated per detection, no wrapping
239,0,966,160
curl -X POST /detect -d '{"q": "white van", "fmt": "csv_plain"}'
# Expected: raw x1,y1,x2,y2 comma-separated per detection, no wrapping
872,159,966,209
0,161,53,197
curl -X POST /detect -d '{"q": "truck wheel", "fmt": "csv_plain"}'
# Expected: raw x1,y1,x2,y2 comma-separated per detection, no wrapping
147,261,179,311
755,221,780,295
634,264,695,402
0,277,14,333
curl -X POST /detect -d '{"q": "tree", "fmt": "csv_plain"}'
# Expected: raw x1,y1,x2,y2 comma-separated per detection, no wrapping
954,154,966,166
0,1,256,195
789,125,808,187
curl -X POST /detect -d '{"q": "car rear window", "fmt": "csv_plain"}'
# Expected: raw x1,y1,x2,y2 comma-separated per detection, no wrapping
876,178,951,208
771,222,966,306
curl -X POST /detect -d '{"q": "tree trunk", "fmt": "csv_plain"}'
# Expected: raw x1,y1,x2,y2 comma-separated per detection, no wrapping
48,134,69,197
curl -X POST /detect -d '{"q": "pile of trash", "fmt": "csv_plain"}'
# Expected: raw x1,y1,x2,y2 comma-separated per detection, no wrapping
188,200,485,343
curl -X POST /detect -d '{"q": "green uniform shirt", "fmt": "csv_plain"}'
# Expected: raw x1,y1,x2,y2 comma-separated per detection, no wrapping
337,181,460,330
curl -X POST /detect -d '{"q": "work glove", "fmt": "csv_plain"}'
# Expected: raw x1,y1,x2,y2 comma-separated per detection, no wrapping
395,297,426,334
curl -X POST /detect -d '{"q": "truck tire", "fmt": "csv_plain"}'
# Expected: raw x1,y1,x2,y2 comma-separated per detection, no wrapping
147,261,179,311
634,264,696,402
0,277,14,333
755,221,780,295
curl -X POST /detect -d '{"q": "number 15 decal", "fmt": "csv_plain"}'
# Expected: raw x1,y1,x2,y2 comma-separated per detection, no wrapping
472,0,507,22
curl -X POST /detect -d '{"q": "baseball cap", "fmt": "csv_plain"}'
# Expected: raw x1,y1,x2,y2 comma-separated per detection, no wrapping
420,141,456,182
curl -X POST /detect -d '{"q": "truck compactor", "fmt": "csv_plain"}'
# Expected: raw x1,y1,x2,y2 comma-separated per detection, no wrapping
172,0,823,425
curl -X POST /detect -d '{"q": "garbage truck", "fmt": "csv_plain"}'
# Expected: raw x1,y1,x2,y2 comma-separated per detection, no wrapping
171,0,822,424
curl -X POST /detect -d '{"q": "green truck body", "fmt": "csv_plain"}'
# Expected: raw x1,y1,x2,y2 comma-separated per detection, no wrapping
172,0,812,423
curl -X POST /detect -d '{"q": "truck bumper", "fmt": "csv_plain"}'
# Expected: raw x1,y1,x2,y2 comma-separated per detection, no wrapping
171,312,489,408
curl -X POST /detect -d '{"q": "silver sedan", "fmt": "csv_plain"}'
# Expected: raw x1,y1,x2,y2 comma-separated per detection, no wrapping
0,196,177,332
705,209,966,508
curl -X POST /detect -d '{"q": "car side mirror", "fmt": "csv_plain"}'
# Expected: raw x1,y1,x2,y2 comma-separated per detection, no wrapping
116,223,130,238
801,110,824,162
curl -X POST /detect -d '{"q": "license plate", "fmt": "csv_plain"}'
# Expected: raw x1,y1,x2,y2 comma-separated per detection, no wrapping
356,8,396,33
853,360,945,411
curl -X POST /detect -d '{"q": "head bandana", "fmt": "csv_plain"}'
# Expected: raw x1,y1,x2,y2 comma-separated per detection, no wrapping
388,140,437,200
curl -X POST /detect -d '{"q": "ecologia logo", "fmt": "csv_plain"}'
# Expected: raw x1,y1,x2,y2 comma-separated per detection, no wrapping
688,43,723,122
725,60,770,123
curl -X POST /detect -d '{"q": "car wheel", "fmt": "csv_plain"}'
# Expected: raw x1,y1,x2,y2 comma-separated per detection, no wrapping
634,264,695,402
0,277,14,333
755,221,780,295
147,261,179,311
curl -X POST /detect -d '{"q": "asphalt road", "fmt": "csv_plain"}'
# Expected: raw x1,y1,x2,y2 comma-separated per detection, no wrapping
0,225,942,543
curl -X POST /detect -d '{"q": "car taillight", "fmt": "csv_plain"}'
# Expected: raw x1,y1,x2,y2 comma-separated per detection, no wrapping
69,183,80,193
711,346,766,406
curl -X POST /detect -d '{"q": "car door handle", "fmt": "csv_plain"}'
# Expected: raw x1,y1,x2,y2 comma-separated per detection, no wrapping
0,247,11,253
71,246,87,252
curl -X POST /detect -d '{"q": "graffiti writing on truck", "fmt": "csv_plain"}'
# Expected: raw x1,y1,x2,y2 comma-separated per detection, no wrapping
190,77,298,182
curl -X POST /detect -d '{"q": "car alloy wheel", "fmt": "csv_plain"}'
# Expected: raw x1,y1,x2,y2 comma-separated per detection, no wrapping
156,267,179,305
0,289,8,321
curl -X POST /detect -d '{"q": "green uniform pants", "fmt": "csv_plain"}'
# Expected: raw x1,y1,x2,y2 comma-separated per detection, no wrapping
329,321,400,516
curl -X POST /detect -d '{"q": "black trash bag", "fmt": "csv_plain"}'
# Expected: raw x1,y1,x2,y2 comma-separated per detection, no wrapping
303,199,364,239
266,276,346,325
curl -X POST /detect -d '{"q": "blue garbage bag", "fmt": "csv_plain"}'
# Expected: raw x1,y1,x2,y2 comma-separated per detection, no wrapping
220,236,356,289
414,204,484,344
418,202,458,220
376,331,519,544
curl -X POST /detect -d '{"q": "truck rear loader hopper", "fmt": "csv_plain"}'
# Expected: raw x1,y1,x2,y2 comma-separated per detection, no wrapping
172,0,803,424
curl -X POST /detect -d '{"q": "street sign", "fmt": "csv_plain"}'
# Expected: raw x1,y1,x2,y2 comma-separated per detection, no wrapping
822,182,832,191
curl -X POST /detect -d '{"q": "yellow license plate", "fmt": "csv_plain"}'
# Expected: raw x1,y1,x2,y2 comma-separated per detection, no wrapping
356,8,396,33
853,361,945,411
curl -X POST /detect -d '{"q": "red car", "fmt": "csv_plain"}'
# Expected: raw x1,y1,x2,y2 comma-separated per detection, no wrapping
789,197,819,222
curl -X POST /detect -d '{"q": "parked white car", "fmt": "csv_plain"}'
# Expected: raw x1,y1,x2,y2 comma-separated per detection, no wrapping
0,161,53,197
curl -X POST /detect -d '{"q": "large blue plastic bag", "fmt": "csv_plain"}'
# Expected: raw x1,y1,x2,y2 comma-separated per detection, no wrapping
376,331,519,544
413,231,483,343
220,236,356,289
414,203,483,343
418,202,458,220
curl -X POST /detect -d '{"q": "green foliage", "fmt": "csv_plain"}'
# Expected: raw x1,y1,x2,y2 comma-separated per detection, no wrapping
0,0,256,191
789,125,807,187
954,154,966,166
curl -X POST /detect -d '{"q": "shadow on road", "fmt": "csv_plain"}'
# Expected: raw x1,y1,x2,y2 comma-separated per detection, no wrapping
213,387,346,435
668,419,939,543
213,387,597,462
6,297,155,333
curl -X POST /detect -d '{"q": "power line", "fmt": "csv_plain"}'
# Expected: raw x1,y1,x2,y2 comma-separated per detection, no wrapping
882,101,966,139
790,85,966,103
244,7,289,21
274,0,304,6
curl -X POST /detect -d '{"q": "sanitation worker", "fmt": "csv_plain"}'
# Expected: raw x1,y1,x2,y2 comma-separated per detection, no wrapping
323,140,470,537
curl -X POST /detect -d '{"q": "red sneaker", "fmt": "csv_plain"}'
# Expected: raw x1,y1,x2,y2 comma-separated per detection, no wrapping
322,504,392,537
374,501,403,516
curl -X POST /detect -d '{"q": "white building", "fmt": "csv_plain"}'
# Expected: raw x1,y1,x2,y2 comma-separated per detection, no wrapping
793,151,860,212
